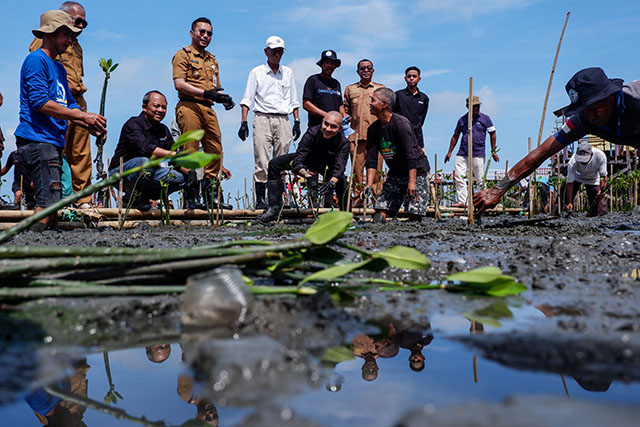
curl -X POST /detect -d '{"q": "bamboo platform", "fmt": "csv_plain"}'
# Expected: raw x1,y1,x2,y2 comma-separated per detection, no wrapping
0,206,525,229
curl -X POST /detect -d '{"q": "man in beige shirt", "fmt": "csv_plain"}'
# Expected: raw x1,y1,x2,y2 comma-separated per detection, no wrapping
29,1,92,208
343,59,384,206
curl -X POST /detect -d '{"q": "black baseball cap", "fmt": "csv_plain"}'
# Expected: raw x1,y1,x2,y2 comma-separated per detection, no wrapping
564,67,623,116
317,50,341,67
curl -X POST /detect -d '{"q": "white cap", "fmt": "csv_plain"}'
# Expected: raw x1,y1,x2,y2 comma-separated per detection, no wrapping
265,35,285,49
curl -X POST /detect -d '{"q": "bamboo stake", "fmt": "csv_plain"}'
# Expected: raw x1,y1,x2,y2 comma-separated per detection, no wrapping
468,77,474,225
347,133,359,212
118,157,123,230
528,137,533,218
537,11,570,147
473,354,479,383
610,164,613,212
19,176,24,211
431,154,441,219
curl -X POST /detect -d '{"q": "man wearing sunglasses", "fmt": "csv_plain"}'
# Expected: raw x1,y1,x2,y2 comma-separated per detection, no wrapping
343,59,385,207
29,1,93,209
173,17,234,210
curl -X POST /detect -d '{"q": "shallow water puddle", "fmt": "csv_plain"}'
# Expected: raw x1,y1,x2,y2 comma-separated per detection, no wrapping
1,308,638,426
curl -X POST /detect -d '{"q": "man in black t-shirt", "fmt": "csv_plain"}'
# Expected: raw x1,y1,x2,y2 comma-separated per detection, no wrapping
1,149,35,209
393,66,429,148
302,50,345,128
365,88,430,222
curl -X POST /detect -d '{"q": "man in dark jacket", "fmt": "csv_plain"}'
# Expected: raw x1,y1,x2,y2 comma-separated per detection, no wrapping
258,111,349,223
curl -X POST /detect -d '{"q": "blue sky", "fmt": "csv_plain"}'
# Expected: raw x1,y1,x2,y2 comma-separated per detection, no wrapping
1,0,638,202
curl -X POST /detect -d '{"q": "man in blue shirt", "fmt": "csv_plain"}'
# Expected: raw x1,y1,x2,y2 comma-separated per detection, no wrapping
15,10,106,227
445,95,498,207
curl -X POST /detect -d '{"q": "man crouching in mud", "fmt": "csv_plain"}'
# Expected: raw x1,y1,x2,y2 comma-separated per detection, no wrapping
363,87,430,223
257,111,349,223
475,67,640,214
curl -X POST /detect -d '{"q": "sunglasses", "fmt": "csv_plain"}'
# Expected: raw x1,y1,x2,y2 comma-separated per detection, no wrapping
197,29,213,36
73,17,88,28
359,66,373,71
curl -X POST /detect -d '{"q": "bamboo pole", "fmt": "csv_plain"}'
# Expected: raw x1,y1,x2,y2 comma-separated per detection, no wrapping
610,164,613,212
118,157,123,230
537,12,570,147
347,133,359,212
215,153,224,226
19,176,24,211
528,137,533,218
431,154,441,219
468,77,474,225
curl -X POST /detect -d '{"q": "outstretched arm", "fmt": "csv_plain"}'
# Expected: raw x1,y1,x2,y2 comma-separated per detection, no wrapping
474,134,565,214
444,132,460,163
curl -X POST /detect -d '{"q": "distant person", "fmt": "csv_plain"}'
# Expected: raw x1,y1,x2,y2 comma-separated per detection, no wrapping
145,343,172,363
173,17,234,210
302,50,345,128
566,142,608,216
397,328,433,372
16,10,106,229
109,91,198,210
444,95,498,207
0,149,35,209
238,35,301,209
475,67,639,214
29,1,93,209
343,59,385,206
257,111,349,223
364,88,430,223
393,66,429,148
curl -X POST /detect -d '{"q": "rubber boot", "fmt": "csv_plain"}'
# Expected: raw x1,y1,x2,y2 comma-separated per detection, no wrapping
213,181,233,210
184,178,205,210
255,181,268,210
202,178,233,211
307,176,319,209
257,180,283,223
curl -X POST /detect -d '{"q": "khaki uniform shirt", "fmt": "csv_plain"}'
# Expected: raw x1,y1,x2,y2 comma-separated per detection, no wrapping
172,46,220,104
29,37,87,96
343,80,384,142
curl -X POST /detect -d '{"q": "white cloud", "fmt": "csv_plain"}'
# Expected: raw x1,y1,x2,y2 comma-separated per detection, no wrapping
428,85,502,116
86,29,129,41
417,0,538,21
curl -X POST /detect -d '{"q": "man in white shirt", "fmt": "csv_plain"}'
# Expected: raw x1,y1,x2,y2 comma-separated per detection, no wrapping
566,141,608,216
238,35,301,209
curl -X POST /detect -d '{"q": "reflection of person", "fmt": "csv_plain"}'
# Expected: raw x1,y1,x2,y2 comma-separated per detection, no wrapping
302,50,345,128
29,1,93,209
109,91,194,211
343,59,385,205
566,142,608,216
172,17,234,210
364,88,430,222
393,66,429,148
397,329,433,372
475,67,640,214
178,374,219,426
352,323,398,381
239,36,300,210
26,359,90,426
145,343,172,363
257,111,349,222
444,95,498,207
16,10,106,228
0,150,35,209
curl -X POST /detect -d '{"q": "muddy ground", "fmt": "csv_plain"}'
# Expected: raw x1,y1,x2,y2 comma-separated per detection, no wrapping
2,211,640,425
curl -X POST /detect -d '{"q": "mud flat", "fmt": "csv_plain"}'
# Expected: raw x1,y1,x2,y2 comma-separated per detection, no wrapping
1,212,639,426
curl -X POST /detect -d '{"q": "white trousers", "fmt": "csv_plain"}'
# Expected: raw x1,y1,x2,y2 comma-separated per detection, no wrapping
454,155,485,204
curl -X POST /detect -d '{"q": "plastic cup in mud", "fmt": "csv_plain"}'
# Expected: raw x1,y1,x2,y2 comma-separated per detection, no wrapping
181,266,255,329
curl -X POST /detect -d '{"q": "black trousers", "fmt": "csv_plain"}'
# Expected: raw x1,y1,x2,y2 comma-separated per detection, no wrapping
267,153,347,209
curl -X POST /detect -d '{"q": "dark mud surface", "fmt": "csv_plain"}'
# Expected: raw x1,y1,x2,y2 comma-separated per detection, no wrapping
2,212,640,425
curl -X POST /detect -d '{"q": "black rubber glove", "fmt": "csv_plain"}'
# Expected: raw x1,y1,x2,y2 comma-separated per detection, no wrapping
222,97,235,111
203,87,232,104
318,180,335,196
238,121,249,141
292,120,301,141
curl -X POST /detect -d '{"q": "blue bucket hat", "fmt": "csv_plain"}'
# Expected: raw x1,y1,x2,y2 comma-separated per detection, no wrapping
564,67,623,116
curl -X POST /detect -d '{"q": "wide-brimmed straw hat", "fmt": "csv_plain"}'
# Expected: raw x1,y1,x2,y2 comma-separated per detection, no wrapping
564,67,623,116
466,95,481,107
32,10,80,38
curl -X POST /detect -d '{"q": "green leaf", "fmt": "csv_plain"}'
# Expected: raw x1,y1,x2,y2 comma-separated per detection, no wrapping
172,152,218,169
303,246,344,265
303,211,353,245
300,259,373,285
446,266,503,284
374,246,431,270
486,280,527,296
107,58,113,68
267,254,303,272
114,391,123,399
463,301,514,327
109,63,119,72
463,312,503,328
242,275,254,286
297,286,317,295
171,129,205,150
321,346,355,363
327,287,356,304
358,257,388,272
